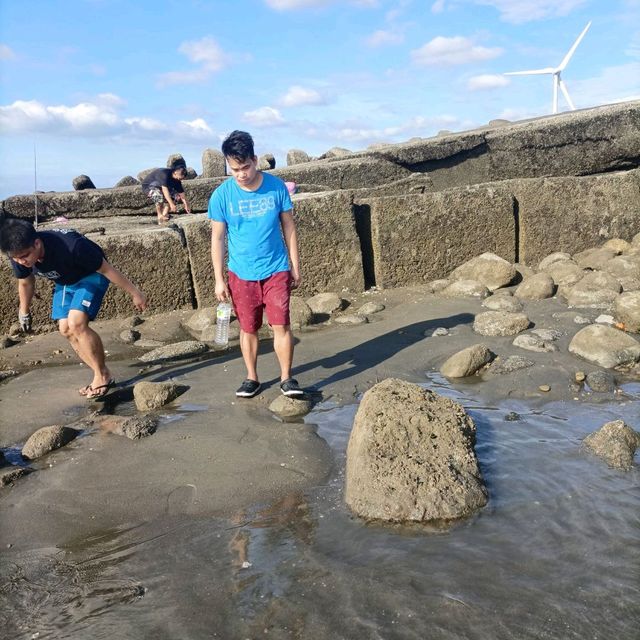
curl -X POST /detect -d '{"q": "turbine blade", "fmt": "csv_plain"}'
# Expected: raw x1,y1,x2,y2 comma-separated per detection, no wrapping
558,78,576,110
559,21,591,70
504,67,555,76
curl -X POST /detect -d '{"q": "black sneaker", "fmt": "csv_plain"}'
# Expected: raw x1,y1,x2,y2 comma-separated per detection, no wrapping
280,378,304,397
236,379,261,398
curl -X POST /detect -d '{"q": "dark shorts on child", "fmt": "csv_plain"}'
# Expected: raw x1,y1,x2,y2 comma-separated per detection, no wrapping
228,270,291,333
52,272,109,321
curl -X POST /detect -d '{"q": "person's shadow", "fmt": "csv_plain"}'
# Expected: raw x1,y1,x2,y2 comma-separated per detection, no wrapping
281,312,474,392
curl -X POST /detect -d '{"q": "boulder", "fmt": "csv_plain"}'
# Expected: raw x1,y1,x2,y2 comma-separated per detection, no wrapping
574,247,618,270
614,291,640,332
583,420,640,470
604,254,640,281
184,307,217,334
202,148,226,178
115,176,139,187
473,311,530,336
120,329,140,344
542,260,584,286
345,379,488,522
72,175,96,190
566,271,622,308
515,273,555,300
22,425,79,460
356,301,385,315
633,232,640,248
440,344,495,378
319,146,352,160
568,325,640,368
286,149,311,166
441,280,490,299
450,253,517,291
538,252,572,271
290,296,314,329
482,295,523,312
306,292,344,316
133,381,183,411
603,238,633,254
334,314,368,325
138,341,208,363
257,153,276,170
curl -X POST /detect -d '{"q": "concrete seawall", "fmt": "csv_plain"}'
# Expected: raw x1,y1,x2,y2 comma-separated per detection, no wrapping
1,102,638,333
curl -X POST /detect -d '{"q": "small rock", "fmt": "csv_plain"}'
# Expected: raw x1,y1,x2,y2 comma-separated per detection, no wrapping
574,315,591,325
441,279,490,299
512,334,558,353
138,341,208,363
133,381,183,411
0,370,18,382
585,371,616,393
269,395,313,418
514,273,555,300
575,371,586,382
531,328,562,341
440,344,495,378
539,385,551,392
583,420,640,470
429,279,450,293
595,314,615,325
97,414,159,439
120,329,141,344
431,327,449,337
22,426,79,460
356,302,385,315
504,412,521,422
1,467,32,487
334,314,368,325
488,356,535,375
482,295,523,312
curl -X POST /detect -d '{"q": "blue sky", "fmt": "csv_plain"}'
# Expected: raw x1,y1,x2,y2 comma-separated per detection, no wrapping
1,0,639,198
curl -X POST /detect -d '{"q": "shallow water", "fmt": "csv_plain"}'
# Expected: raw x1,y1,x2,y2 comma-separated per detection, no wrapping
2,379,639,639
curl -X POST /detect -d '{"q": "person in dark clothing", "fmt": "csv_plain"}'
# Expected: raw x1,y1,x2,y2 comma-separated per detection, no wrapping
141,159,191,223
0,219,147,399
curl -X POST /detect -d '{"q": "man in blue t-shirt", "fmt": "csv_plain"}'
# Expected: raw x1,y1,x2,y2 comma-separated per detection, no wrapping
208,130,303,399
0,219,147,399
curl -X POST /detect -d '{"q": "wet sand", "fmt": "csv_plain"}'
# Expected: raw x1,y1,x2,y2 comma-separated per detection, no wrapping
0,285,636,549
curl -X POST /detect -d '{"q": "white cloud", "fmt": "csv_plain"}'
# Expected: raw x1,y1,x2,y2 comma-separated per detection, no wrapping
243,106,286,127
412,36,502,66
0,44,16,60
0,97,214,141
468,74,510,90
474,0,587,24
279,85,327,107
157,37,229,87
431,0,445,13
365,29,404,47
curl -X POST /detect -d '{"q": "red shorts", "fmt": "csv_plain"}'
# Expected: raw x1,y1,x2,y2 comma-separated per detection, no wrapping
228,270,291,333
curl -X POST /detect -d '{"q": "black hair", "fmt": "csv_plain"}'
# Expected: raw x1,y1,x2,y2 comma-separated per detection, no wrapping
221,130,255,161
0,218,37,255
170,158,187,173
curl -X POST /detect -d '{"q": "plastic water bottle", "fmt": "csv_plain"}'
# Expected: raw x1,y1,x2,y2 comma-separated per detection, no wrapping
214,301,232,346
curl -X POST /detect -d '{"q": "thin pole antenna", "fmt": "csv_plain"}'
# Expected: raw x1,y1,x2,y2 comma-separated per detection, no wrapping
33,144,39,228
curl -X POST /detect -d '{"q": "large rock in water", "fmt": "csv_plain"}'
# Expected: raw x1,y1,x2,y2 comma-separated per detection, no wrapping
22,425,78,460
345,379,488,523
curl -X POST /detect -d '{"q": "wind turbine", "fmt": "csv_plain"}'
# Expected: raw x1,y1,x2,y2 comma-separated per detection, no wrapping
505,21,592,114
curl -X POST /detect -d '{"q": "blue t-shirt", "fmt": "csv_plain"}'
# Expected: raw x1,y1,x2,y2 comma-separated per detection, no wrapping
11,229,105,285
207,172,293,281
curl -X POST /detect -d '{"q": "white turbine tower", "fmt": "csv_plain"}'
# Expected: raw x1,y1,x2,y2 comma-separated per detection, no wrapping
505,21,592,114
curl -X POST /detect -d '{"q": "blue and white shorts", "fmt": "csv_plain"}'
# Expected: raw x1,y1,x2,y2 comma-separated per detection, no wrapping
52,273,109,321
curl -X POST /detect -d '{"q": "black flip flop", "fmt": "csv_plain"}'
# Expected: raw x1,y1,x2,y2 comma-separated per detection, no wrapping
86,379,116,400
